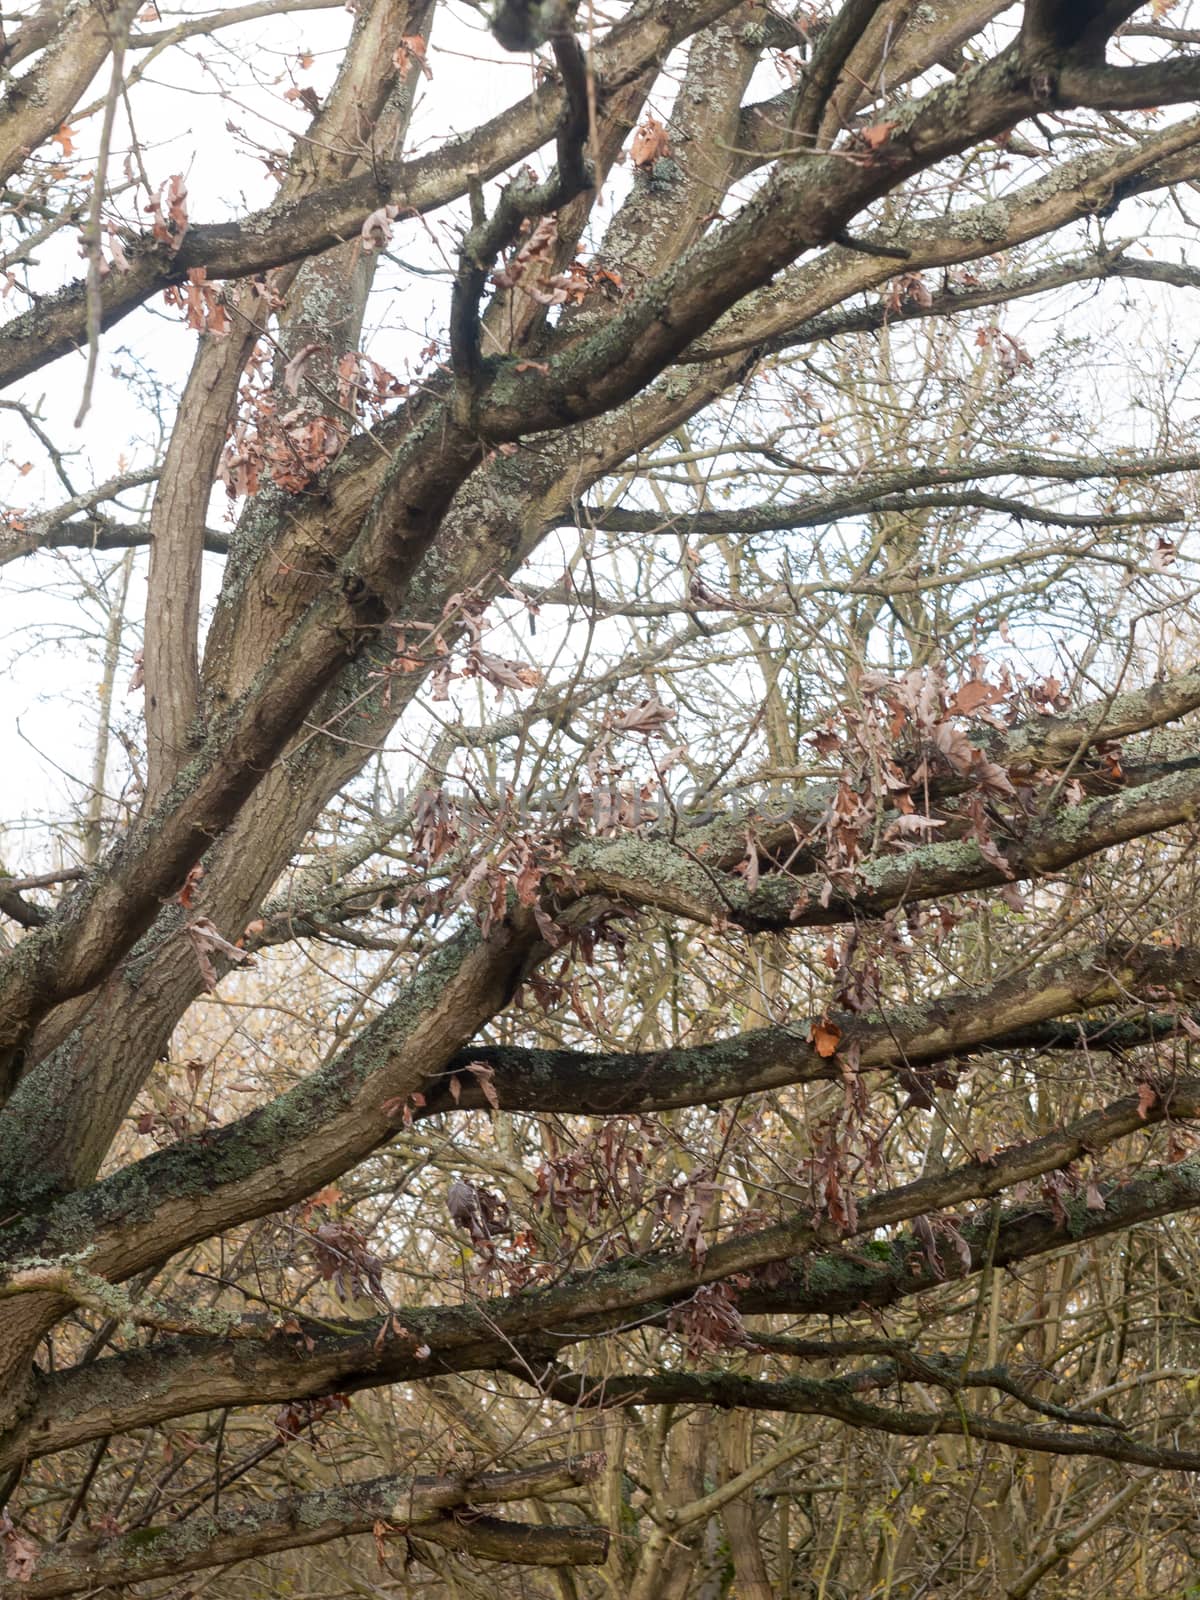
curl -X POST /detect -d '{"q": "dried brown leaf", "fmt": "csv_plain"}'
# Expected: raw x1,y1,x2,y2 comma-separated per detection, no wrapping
860,121,895,151
394,33,432,78
630,116,670,169
810,1017,841,1058
2,1512,40,1582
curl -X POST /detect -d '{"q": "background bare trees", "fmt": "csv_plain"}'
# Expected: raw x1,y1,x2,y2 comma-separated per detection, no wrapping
7,1,1200,1594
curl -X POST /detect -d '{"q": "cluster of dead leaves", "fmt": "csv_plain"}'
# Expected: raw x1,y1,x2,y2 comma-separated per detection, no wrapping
78,224,132,280
446,1176,510,1247
164,266,230,336
456,588,542,700
492,213,623,307
410,783,466,868
1151,535,1178,571
336,349,408,413
798,660,1023,907
533,1116,660,1235
283,83,321,117
393,33,431,78
273,1392,350,1442
975,322,1034,377
662,1176,723,1268
812,1118,862,1233
273,410,348,492
459,832,564,943
462,647,541,698
809,1015,841,1058
219,343,406,500
373,591,542,709
308,1218,389,1309
667,1281,748,1358
131,1093,218,1145
520,943,618,1031
220,400,346,498
605,693,675,737
372,622,441,704
530,1121,745,1291
882,271,933,313
911,1212,974,1282
443,1058,500,1110
629,115,670,170
146,173,189,252
217,421,263,500
184,916,256,992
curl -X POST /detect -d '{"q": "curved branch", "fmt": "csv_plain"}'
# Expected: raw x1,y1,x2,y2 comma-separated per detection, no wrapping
1,920,540,1278
574,761,1200,930
422,945,1200,1117
742,1153,1200,1321
0,1458,607,1599
747,250,1200,364
127,0,344,48
523,1365,1200,1476
1056,56,1200,110
693,116,1200,362
571,491,1180,542
568,452,1200,542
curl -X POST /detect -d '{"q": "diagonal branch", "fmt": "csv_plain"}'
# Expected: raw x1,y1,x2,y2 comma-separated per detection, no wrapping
790,0,890,143
693,116,1200,361
421,945,1200,1117
522,1365,1200,1477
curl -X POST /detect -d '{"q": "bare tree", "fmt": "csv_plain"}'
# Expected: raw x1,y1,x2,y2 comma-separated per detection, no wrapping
6,1,1200,1593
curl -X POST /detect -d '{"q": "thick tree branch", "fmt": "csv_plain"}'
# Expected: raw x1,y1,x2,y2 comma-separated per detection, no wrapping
0,3,116,189
571,760,1200,930
422,946,1200,1117
1,918,540,1270
743,1155,1200,1321
693,116,1200,361
567,491,1180,545
140,0,429,807
1056,55,1200,110
790,0,890,142
0,1458,607,1598
524,1365,1200,1477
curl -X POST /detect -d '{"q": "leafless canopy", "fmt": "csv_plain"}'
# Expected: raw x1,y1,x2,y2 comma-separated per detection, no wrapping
6,1,1200,1595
